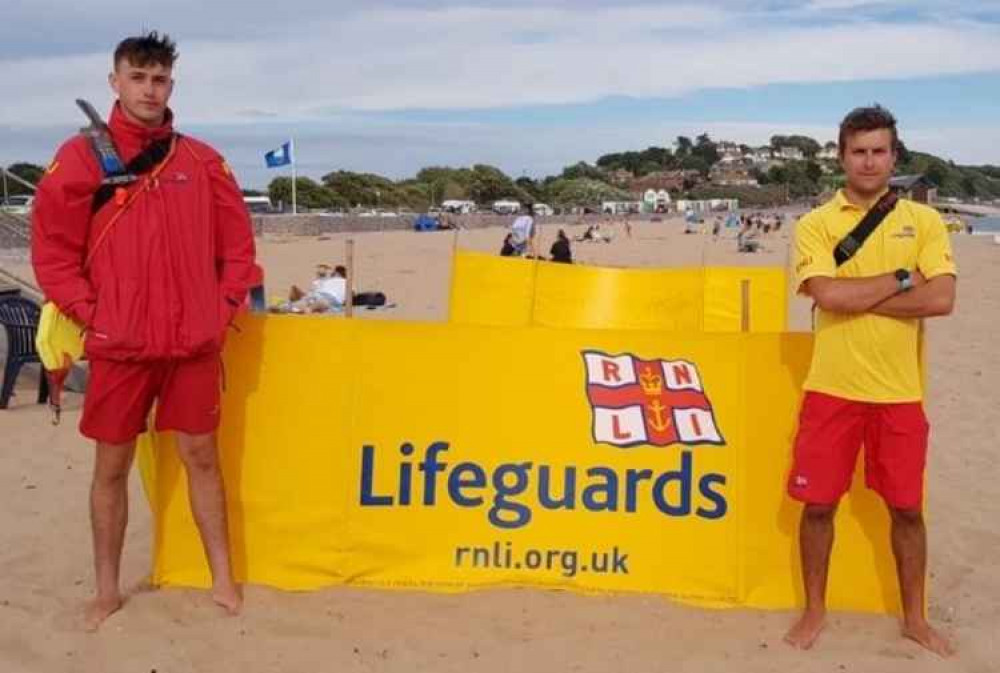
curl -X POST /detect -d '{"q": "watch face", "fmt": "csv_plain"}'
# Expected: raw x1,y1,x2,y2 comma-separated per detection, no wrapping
895,269,908,281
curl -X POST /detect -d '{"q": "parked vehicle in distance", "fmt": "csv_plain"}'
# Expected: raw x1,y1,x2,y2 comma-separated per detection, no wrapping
242,195,274,214
0,195,34,215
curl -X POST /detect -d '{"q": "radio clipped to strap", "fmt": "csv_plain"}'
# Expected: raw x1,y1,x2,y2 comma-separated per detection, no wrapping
75,98,178,214
76,98,137,186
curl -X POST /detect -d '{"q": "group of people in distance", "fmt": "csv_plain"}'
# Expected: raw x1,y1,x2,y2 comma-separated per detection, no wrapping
29,28,957,660
499,206,573,264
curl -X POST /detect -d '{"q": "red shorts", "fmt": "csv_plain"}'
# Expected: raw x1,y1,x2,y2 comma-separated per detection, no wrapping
787,391,929,510
80,353,222,444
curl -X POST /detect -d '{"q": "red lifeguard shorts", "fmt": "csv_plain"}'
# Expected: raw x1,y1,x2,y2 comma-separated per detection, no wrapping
80,353,222,444
787,391,929,510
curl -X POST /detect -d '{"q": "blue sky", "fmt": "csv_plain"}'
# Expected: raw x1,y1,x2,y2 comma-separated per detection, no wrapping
2,0,999,188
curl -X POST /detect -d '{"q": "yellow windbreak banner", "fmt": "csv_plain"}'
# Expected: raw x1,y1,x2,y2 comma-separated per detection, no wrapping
447,252,537,327
138,316,899,613
532,263,704,332
702,267,787,332
448,251,787,332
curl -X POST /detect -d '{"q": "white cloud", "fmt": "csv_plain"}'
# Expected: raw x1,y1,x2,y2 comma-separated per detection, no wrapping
2,1,998,182
1,4,998,126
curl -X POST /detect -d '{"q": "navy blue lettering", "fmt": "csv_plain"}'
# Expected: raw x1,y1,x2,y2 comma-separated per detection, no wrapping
489,462,533,529
612,547,629,573
624,468,653,512
696,473,728,519
359,444,393,506
652,451,692,516
582,467,619,511
448,462,486,506
419,441,449,505
538,465,576,510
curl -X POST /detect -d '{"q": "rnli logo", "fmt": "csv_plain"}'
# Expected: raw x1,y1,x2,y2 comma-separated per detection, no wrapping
892,224,916,238
583,351,725,448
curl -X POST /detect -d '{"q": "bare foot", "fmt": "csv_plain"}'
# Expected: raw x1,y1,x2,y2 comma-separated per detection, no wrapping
212,584,243,616
784,610,826,650
83,595,123,632
902,620,955,658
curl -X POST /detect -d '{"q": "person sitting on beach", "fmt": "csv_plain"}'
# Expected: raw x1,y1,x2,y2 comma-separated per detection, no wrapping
500,233,516,257
438,212,464,230
737,225,761,253
282,263,347,313
578,223,612,243
550,229,573,264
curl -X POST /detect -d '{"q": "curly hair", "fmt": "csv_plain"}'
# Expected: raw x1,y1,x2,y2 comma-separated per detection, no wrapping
114,31,178,69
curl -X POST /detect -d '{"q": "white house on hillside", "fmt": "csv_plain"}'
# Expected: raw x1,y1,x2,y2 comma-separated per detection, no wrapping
778,146,805,161
751,147,774,164
817,144,839,161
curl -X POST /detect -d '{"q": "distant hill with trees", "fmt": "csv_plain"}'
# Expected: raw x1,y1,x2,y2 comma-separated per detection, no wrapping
6,133,999,211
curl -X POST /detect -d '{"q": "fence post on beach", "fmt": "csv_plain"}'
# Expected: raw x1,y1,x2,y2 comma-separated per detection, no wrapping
345,238,355,318
740,279,751,332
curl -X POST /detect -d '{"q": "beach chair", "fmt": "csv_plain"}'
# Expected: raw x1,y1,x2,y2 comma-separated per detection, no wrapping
0,294,49,409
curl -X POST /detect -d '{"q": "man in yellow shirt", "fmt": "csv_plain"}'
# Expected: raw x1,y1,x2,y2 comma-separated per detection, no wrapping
785,105,956,656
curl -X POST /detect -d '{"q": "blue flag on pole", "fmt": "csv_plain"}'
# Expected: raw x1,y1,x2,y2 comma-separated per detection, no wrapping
264,141,293,168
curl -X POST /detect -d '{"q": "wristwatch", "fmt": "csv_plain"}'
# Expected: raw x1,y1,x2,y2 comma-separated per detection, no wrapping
894,268,913,292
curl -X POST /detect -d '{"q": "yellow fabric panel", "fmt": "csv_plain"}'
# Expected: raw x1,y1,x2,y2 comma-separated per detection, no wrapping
736,335,898,613
448,251,537,326
139,315,902,614
449,250,785,333
532,263,704,331
701,267,788,333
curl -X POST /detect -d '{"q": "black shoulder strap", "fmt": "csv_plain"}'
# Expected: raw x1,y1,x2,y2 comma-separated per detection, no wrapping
833,190,898,267
90,134,178,214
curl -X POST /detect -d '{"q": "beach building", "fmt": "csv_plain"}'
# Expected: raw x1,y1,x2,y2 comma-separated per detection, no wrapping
890,174,936,204
710,165,759,187
676,198,738,214
777,146,805,161
751,147,774,164
817,143,839,161
602,200,642,215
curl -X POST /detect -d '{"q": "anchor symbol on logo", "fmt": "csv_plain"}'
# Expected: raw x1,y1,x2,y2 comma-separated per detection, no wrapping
639,366,671,432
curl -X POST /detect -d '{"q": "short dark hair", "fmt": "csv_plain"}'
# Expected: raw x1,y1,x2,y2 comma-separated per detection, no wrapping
838,104,898,156
114,31,178,69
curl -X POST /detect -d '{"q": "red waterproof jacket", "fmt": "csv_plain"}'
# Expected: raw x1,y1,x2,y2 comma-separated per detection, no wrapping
31,104,257,361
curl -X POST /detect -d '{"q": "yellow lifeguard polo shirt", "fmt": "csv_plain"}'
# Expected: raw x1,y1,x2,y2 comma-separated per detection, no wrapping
794,190,956,403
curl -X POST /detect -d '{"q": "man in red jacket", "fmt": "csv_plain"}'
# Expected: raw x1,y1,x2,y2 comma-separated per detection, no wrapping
31,32,256,630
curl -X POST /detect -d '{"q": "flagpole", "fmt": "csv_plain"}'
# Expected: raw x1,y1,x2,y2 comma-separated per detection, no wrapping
291,138,297,215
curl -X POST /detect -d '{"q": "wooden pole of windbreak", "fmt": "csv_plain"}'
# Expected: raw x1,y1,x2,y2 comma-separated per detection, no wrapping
345,238,355,318
740,279,751,332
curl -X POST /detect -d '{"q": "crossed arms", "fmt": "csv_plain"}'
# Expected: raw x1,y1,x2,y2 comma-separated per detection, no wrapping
804,272,956,319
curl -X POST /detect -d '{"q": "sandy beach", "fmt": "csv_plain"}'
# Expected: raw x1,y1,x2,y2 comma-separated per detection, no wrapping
1,218,998,672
